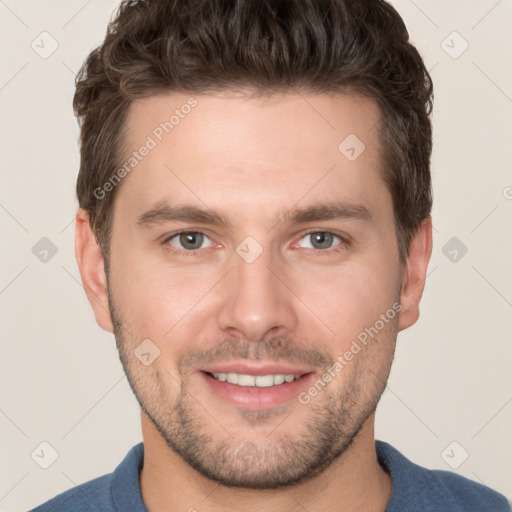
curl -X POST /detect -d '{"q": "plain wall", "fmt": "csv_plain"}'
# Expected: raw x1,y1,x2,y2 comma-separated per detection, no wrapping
1,0,511,510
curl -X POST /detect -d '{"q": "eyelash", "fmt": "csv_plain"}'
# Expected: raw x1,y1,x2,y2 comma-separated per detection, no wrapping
162,229,350,257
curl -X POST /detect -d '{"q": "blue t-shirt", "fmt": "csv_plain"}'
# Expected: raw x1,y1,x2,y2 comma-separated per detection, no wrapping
29,440,510,511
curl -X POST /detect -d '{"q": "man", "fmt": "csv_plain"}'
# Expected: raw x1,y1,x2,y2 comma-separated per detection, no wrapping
30,0,510,511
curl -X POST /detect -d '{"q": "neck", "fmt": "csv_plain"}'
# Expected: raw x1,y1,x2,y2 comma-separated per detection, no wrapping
139,411,392,512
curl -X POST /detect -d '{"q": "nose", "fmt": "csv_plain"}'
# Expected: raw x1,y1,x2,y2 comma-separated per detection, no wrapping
216,245,298,342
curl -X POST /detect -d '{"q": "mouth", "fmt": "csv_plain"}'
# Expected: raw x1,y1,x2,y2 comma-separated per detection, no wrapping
197,364,316,410
205,371,303,387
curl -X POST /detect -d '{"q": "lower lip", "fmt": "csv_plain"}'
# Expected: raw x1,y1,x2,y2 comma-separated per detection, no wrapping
199,372,315,410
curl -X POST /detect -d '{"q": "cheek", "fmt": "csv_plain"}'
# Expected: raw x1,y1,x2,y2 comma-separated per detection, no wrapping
295,256,400,344
110,253,219,340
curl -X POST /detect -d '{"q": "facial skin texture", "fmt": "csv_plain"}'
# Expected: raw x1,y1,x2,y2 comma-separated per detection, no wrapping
76,91,432,512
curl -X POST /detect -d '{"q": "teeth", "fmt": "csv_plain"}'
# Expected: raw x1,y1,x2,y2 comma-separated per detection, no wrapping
255,375,274,387
238,374,255,386
210,372,301,387
273,374,285,385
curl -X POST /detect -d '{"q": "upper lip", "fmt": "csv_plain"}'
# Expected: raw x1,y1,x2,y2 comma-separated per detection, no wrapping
199,362,315,376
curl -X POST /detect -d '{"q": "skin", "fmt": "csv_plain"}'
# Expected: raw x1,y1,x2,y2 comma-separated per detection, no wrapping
75,90,432,512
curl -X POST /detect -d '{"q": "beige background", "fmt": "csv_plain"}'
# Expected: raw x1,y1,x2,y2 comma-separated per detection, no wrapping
1,0,511,510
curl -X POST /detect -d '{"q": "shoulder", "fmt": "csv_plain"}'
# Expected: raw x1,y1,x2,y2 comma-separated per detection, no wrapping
422,467,511,511
28,442,146,512
28,473,114,512
376,440,511,512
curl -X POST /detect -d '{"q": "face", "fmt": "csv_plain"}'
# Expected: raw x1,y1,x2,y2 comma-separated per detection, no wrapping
100,91,407,488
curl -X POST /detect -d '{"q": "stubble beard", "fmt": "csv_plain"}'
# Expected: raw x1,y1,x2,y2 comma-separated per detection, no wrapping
108,288,396,489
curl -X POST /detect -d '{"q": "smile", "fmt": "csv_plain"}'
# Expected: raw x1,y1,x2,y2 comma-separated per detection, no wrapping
200,369,315,410
208,372,302,387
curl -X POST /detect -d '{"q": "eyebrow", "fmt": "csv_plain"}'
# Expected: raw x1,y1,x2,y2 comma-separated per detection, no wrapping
136,200,374,230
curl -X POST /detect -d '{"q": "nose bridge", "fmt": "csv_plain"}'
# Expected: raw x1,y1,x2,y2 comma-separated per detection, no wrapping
216,241,298,342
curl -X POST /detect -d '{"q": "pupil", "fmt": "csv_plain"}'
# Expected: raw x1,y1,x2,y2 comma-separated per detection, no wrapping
313,232,332,249
181,232,202,249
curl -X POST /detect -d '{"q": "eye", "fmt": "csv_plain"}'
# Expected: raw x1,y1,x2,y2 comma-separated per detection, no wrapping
297,231,346,252
166,231,214,252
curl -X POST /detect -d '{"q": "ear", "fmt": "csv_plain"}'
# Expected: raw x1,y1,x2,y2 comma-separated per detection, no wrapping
75,209,114,333
398,216,433,331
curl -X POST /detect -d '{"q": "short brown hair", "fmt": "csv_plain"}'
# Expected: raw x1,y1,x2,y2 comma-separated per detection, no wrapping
74,0,433,268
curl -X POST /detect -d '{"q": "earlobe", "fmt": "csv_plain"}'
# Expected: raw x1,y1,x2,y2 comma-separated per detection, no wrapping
75,209,114,333
398,216,433,332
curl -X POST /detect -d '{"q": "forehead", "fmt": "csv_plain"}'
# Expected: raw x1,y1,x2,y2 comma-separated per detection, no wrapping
115,90,388,226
